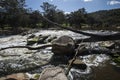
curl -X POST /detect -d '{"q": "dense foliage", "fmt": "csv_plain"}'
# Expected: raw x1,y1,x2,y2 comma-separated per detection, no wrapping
88,9,120,29
0,1,120,31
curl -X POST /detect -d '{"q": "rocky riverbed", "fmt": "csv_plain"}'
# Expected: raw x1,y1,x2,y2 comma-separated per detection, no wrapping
0,30,120,80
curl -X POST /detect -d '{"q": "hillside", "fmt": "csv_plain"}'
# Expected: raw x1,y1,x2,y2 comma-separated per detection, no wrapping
88,8,120,29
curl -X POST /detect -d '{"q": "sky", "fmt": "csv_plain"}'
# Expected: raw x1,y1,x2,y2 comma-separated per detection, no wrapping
25,0,120,13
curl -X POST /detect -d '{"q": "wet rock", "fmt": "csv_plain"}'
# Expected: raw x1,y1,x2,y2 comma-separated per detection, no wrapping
50,55,71,65
77,44,87,55
112,55,120,66
28,34,36,39
100,41,115,48
114,41,120,50
46,36,57,43
37,35,50,44
100,41,120,50
69,59,87,70
113,58,120,66
27,37,39,45
27,34,49,45
39,67,68,80
52,35,75,55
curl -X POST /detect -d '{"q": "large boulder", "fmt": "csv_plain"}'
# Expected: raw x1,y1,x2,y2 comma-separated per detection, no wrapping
39,67,68,80
52,35,75,55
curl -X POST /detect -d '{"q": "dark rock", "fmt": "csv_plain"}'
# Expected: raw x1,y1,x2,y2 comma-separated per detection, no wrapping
47,36,57,42
50,54,72,65
28,34,36,39
37,35,50,44
52,35,75,55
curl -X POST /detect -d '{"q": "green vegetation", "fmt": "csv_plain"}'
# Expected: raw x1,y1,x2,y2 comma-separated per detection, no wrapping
88,9,120,30
0,0,120,34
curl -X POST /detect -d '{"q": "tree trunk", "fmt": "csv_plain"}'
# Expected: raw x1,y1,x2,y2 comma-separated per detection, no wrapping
41,16,120,41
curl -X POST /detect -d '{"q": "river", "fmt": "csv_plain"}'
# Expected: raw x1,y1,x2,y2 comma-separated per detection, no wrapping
0,30,120,80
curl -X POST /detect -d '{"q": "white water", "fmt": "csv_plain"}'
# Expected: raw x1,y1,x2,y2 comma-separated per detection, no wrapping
0,30,114,79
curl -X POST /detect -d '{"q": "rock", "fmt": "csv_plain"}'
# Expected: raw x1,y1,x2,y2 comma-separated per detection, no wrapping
100,41,120,51
100,41,115,48
52,35,75,55
0,73,29,80
69,59,87,70
28,34,36,39
27,37,39,45
27,35,50,45
46,36,57,43
0,77,6,80
112,57,120,66
37,35,50,44
39,67,68,80
77,44,87,55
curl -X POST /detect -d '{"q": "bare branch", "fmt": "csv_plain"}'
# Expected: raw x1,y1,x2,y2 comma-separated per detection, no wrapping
0,44,52,51
41,15,120,41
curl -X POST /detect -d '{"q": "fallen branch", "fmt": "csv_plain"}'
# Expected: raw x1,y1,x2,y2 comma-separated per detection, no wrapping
76,36,120,43
0,44,52,51
41,16,120,41
66,41,85,75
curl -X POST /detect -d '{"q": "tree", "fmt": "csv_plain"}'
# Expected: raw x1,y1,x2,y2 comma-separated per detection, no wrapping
40,2,57,28
29,10,42,28
66,8,87,29
0,0,27,28
55,9,65,24
88,8,120,29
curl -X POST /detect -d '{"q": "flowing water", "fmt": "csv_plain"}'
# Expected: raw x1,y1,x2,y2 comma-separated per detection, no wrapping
0,30,120,80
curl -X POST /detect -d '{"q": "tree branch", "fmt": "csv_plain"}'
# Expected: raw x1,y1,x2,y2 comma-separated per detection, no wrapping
0,44,52,51
41,15,120,40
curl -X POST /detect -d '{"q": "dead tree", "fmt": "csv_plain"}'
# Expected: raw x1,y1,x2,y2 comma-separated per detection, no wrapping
41,16,120,42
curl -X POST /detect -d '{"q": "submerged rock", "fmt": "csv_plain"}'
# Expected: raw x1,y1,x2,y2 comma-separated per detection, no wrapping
39,67,68,80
